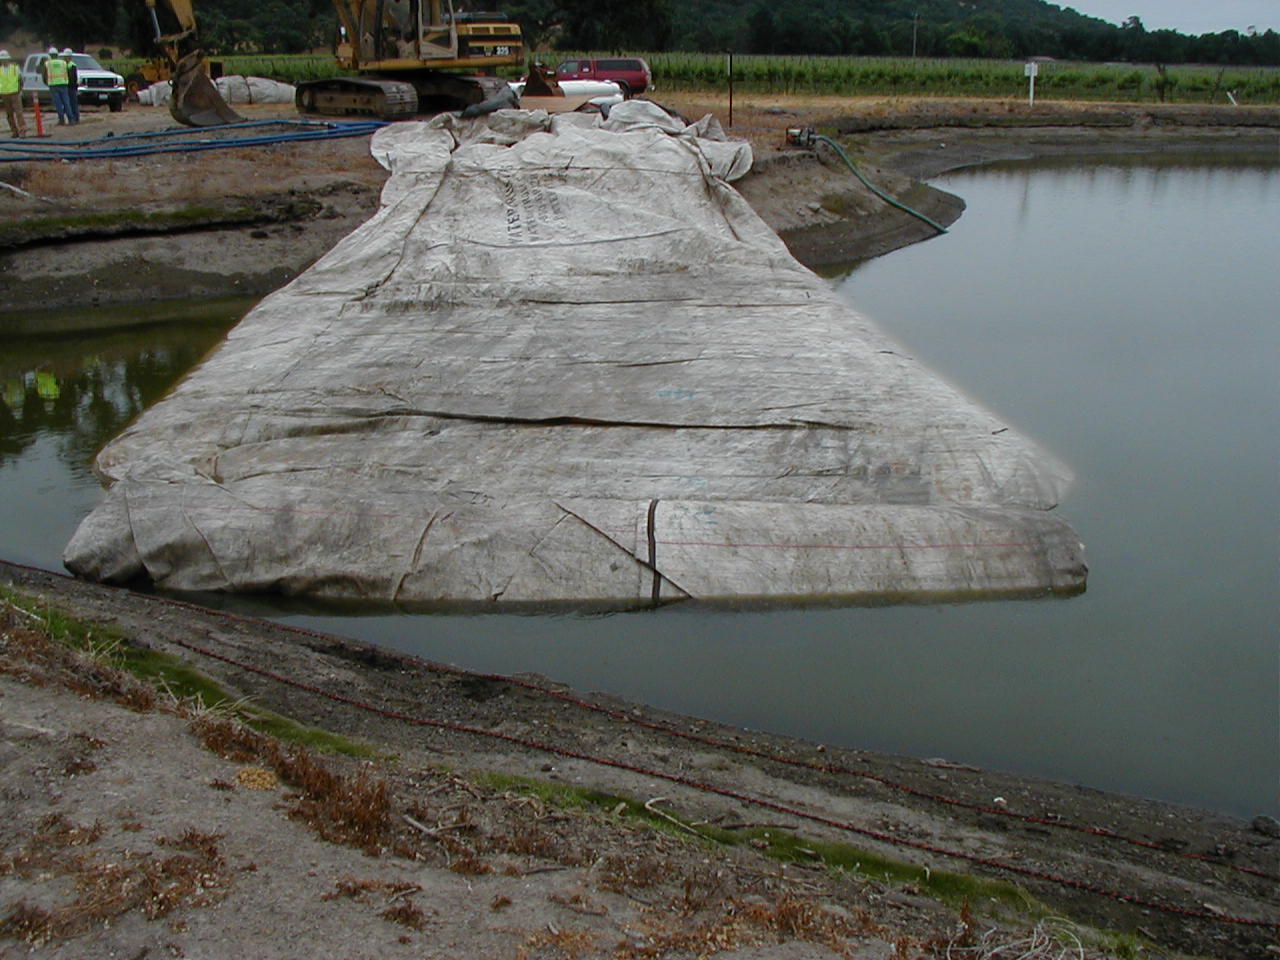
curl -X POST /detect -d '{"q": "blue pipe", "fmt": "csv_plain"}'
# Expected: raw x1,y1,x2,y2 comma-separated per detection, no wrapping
0,119,388,162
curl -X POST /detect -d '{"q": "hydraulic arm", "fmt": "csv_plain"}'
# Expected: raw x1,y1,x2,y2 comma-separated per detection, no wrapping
144,0,244,126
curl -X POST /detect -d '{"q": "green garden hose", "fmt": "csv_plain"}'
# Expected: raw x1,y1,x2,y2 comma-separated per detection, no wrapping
810,131,949,235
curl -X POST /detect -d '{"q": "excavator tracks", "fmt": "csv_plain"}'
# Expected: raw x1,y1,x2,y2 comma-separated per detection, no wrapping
295,76,419,121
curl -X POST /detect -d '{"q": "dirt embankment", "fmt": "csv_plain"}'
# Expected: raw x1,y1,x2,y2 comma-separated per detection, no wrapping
0,97,1275,312
2,560,1278,960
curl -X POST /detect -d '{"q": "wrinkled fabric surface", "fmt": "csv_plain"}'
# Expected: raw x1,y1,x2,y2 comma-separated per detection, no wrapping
140,75,295,106
64,103,1085,607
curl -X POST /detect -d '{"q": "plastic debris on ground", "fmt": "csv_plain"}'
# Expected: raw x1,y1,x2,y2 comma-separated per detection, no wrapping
64,102,1087,608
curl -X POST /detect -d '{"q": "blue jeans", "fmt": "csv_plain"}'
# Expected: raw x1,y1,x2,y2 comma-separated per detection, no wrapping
50,84,73,123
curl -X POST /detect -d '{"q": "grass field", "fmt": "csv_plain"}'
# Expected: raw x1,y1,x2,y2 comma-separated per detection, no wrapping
106,52,1280,105
645,53,1280,104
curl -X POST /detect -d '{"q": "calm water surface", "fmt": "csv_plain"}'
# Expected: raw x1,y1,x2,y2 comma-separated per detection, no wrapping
1,157,1275,818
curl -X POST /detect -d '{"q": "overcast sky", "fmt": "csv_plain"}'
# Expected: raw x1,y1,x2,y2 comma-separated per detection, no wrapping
1062,1,1276,35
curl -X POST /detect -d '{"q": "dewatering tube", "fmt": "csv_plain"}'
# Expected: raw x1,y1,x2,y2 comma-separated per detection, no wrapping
807,130,948,236
0,119,387,162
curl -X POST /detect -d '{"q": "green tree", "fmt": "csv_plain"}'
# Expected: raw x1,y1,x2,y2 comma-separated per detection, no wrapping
853,17,888,55
745,4,775,54
1144,29,1189,63
0,1,26,37
1120,14,1147,59
14,0,116,51
256,0,315,53
944,30,985,57
556,0,673,51
504,0,559,52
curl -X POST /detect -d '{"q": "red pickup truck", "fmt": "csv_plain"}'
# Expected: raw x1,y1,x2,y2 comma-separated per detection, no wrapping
554,57,652,96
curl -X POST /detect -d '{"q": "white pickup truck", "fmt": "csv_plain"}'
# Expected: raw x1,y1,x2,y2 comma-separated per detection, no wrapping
20,51,126,112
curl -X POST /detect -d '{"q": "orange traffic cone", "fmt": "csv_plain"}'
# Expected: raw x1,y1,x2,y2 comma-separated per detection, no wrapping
31,91,48,138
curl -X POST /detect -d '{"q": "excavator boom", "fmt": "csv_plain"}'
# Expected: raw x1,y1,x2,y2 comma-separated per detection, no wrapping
144,0,244,126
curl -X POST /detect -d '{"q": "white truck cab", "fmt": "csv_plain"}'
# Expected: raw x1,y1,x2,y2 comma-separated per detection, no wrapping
21,51,126,112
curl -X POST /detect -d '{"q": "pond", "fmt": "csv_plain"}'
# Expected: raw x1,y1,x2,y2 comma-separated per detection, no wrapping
2,154,1275,820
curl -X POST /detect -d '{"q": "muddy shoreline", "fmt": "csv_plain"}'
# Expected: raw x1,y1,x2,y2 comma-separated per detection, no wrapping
3,558,1278,960
2,98,1277,958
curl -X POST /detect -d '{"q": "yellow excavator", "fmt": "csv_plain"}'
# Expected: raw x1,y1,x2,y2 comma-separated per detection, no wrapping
141,0,522,125
294,1,524,119
139,0,245,126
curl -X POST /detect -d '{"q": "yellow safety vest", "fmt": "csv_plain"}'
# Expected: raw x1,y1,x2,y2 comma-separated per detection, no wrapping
46,57,69,86
0,63,20,95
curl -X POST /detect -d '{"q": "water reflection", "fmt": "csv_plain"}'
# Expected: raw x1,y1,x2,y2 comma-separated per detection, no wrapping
0,304,245,563
3,336,202,474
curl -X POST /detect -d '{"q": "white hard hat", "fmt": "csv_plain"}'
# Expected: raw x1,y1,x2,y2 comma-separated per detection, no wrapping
0,50,11,61
61,48,74,56
48,47,58,55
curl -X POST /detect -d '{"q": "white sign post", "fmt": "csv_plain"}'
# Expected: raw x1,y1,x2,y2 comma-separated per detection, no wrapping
1025,61,1039,106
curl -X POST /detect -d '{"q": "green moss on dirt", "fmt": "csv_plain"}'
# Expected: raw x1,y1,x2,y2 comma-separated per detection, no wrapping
476,771,1045,918
0,199,320,250
1,586,377,758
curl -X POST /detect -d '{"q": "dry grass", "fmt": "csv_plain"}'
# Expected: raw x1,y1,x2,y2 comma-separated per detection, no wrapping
6,113,382,212
944,917,1090,960
0,601,158,712
612,892,881,959
193,714,392,854
0,817,228,946
17,161,127,200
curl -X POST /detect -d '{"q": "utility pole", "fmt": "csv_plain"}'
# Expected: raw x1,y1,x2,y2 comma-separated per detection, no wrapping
912,10,919,59
727,51,734,127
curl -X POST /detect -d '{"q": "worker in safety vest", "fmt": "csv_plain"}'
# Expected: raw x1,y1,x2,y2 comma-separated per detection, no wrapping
61,49,81,124
40,47,74,125
0,50,24,138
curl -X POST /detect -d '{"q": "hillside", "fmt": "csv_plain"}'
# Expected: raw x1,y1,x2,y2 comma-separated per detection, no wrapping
659,0,1279,62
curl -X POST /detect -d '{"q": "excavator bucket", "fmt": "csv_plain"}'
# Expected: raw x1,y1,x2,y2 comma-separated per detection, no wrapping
521,61,564,98
169,51,244,126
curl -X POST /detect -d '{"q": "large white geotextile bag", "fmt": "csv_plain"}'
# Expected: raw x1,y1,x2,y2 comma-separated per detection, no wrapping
137,80,171,105
213,75,296,103
64,106,1085,607
139,75,294,106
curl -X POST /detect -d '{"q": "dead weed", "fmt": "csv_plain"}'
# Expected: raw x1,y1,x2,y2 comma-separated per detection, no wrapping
321,876,431,933
193,715,391,853
516,924,600,960
0,604,156,711
618,892,878,959
321,876,422,903
380,900,429,930
0,819,227,946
